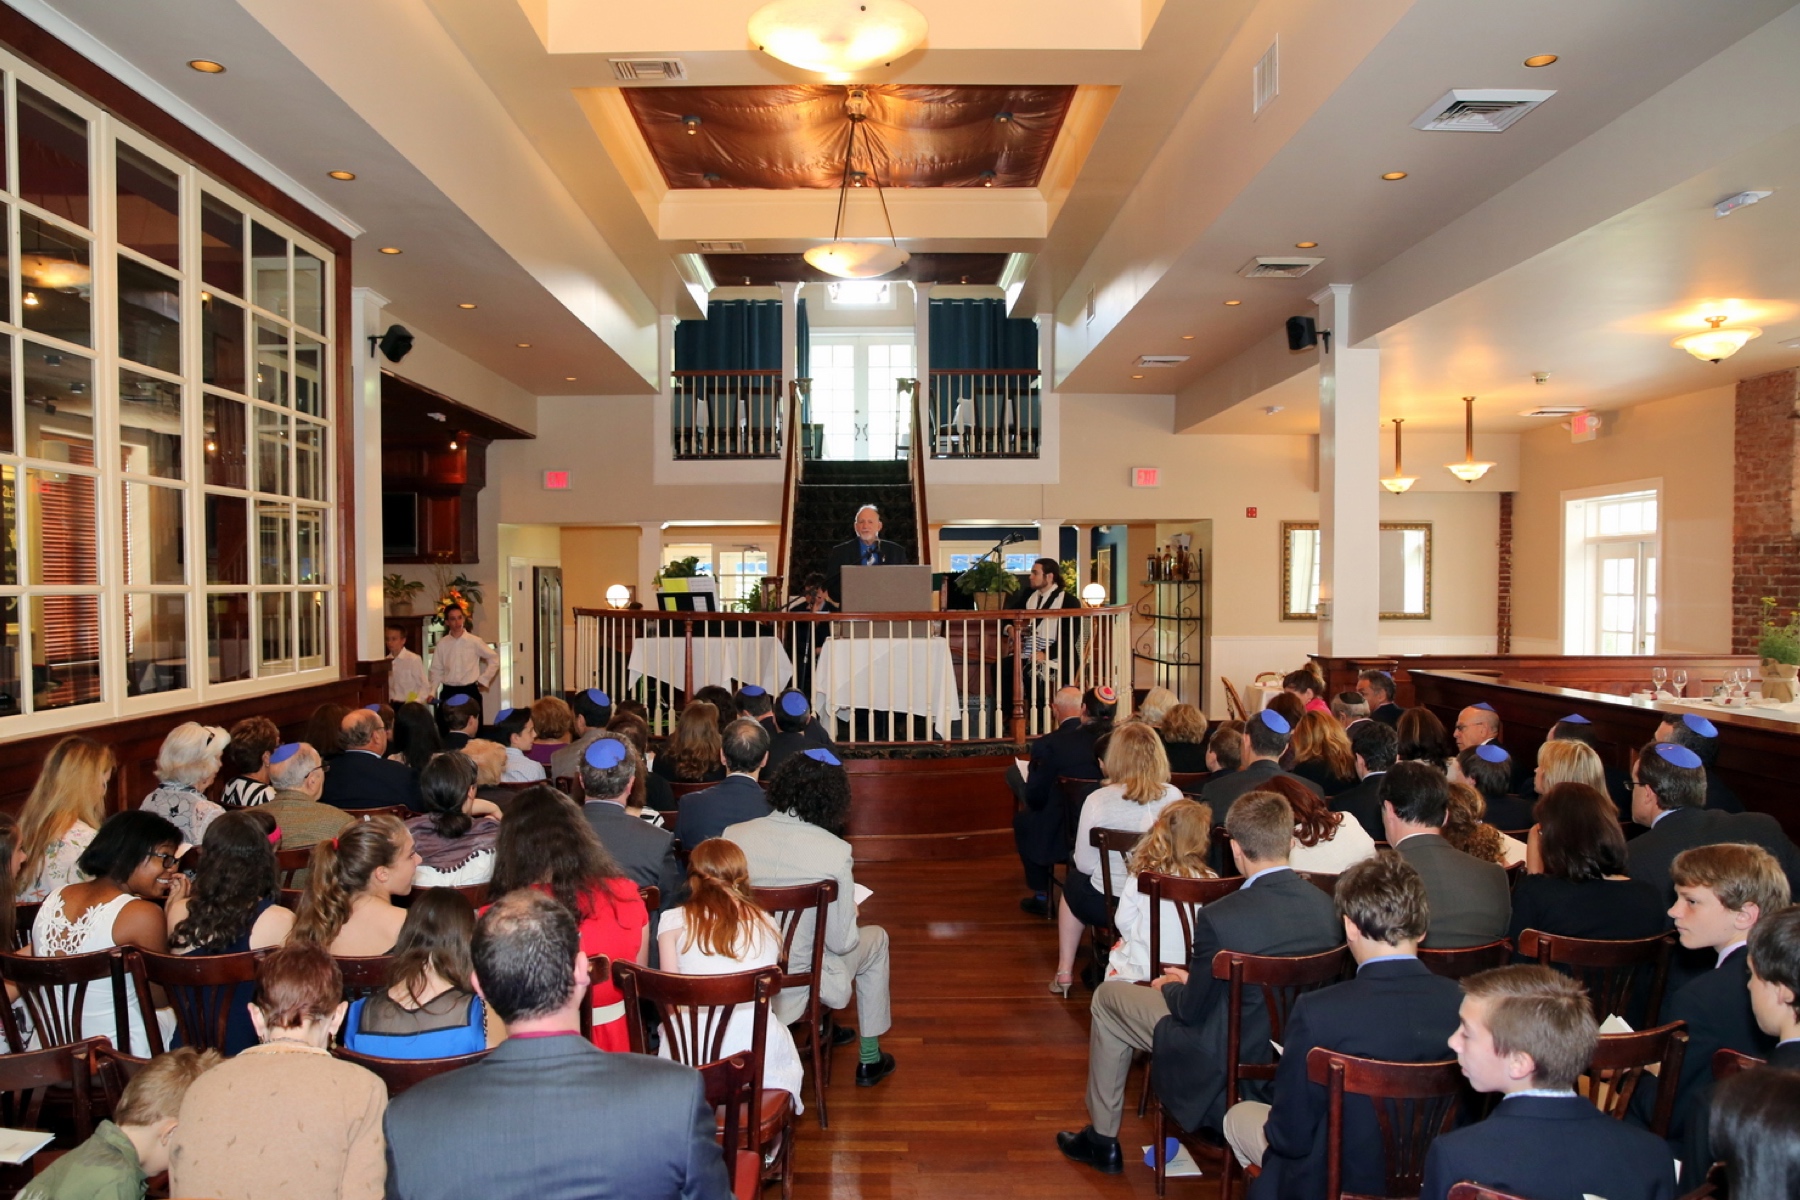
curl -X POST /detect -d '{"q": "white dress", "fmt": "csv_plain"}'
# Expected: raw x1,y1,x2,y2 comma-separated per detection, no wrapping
1288,816,1381,875
657,906,805,1111
1104,874,1204,984
18,821,96,903
31,888,177,1052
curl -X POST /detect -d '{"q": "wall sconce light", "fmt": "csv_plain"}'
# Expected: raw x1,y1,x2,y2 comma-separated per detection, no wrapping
605,584,631,609
1081,582,1107,607
1444,396,1495,483
1380,418,1417,493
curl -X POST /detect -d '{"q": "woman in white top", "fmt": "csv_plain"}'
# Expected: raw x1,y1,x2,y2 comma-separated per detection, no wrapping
16,736,113,902
140,723,228,848
656,838,804,1108
1258,776,1380,875
32,810,184,1051
1104,799,1217,985
1053,722,1184,996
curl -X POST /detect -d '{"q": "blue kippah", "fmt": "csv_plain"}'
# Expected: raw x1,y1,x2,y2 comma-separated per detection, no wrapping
1681,713,1718,738
444,692,475,707
740,685,767,697
364,703,381,712
1654,743,1703,770
583,738,628,769
494,707,516,724
803,748,841,766
270,742,302,764
1474,743,1509,764
584,688,610,706
780,690,809,717
1258,709,1291,736
1558,713,1591,725
1472,702,1496,712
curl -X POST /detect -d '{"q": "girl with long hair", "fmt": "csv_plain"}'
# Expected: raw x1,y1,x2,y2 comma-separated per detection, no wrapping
1256,775,1379,874
1290,710,1358,796
342,889,495,1058
653,702,726,784
488,785,647,1050
1103,799,1216,984
301,703,350,759
289,816,418,956
656,839,803,1107
17,736,114,901
386,702,444,774
406,752,501,887
1441,781,1523,867
1511,782,1664,946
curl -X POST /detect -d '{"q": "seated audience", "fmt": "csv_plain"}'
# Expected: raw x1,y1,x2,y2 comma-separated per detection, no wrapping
726,750,896,1087
1205,721,1245,775
1544,713,1633,815
1102,799,1215,984
406,751,500,887
290,815,418,957
1054,723,1187,994
548,688,613,780
23,1046,219,1200
653,701,727,785
657,838,804,1108
576,735,684,911
1333,721,1397,843
1159,703,1211,774
343,888,494,1058
1626,741,1800,902
170,945,386,1200
1535,735,1610,799
605,711,677,814
1453,743,1534,831
381,890,730,1200
461,738,513,809
301,702,350,760
1654,711,1742,812
1226,853,1463,1199
1059,791,1341,1173
1082,685,1121,758
1013,686,1102,918
1748,903,1800,1067
1420,965,1677,1200
1382,762,1511,948
765,690,836,773
734,683,775,730
1135,686,1179,729
523,696,575,766
1396,707,1456,773
489,708,547,784
221,717,280,809
1260,775,1378,874
263,743,355,852
166,810,296,1054
1711,1068,1800,1200
1637,842,1788,1171
386,701,444,775
692,685,739,727
1452,702,1504,755
1329,690,1369,728
1355,669,1404,727
489,785,648,1050
1198,710,1322,832
677,719,773,849
141,723,228,846
1290,710,1358,797
16,735,112,901
33,810,184,1048
1441,782,1526,868
1281,669,1330,715
1260,693,1306,768
437,693,480,752
322,708,422,811
1510,782,1666,948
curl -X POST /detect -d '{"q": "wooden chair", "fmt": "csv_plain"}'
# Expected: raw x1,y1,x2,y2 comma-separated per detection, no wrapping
1169,771,1211,794
275,845,314,887
1586,1022,1687,1137
577,955,613,1041
0,1035,98,1190
1141,873,1247,980
639,885,662,913
350,804,415,822
12,902,40,951
1711,1047,1764,1080
754,879,838,1129
1516,929,1674,1027
1417,939,1512,981
333,954,397,1004
1307,1048,1464,1200
553,774,583,800
279,887,305,909
1221,677,1248,722
409,882,491,908
1086,826,1143,973
668,780,718,805
700,1052,763,1200
0,948,142,1054
1297,871,1339,897
331,1046,491,1096
614,961,794,1200
1049,777,1105,917
126,948,265,1055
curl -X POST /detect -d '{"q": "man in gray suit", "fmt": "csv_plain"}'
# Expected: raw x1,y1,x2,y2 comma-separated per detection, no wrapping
1381,761,1511,948
578,733,685,912
383,890,730,1200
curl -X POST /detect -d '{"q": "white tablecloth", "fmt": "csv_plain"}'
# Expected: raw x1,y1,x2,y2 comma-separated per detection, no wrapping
627,636,794,695
1244,683,1282,713
812,637,961,738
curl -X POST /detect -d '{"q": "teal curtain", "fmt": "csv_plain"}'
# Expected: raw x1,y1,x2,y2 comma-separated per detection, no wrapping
796,297,810,424
928,298,1037,369
673,299,783,370
928,298,1039,450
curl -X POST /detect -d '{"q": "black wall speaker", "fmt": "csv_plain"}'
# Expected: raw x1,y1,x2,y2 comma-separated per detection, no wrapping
377,324,415,363
1285,315,1318,352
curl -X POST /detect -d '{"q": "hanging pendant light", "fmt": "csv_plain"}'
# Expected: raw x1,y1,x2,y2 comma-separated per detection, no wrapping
803,89,910,280
1380,418,1417,493
1673,314,1760,363
1445,396,1495,483
748,0,927,76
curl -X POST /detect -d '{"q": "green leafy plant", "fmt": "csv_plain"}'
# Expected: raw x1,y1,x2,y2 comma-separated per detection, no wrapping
657,556,703,582
1058,558,1079,592
382,574,425,605
1759,596,1800,665
955,558,1020,596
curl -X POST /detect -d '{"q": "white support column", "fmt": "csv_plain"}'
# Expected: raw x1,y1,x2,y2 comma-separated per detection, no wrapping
778,281,800,387
1036,518,1064,568
913,282,933,444
350,287,390,663
1312,284,1381,656
637,522,663,607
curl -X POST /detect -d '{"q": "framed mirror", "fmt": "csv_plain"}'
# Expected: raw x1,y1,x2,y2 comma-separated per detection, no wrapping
1281,521,1432,620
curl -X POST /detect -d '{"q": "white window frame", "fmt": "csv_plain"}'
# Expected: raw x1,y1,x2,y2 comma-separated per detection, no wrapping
1561,479,1662,655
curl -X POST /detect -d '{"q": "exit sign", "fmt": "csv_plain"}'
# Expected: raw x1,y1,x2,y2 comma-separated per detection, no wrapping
1131,467,1160,488
543,470,570,490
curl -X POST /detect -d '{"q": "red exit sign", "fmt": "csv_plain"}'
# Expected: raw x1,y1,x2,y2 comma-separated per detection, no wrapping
1131,466,1160,488
543,470,570,490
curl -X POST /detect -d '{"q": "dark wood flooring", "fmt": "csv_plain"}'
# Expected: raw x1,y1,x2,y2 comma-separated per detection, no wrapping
791,855,1190,1199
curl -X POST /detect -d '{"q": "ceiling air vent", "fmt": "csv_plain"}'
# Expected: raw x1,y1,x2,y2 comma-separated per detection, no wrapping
1238,256,1323,279
1520,405,1585,417
695,241,746,253
1135,355,1189,369
609,58,687,82
1252,39,1278,115
1411,89,1554,133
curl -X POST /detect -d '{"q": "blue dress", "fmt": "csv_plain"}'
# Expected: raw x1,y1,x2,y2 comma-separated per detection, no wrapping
342,987,486,1059
183,898,273,1056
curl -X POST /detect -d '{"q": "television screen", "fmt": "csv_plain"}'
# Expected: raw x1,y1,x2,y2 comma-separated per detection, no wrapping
383,492,418,557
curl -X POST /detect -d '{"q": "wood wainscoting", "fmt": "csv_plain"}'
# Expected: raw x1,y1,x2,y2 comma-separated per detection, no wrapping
844,756,1016,862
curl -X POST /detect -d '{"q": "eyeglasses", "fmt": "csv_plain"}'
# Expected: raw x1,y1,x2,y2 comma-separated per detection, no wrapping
149,852,180,870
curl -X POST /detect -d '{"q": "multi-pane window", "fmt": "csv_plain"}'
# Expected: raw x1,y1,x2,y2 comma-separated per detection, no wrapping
0,59,335,729
809,334,914,461
1563,487,1658,655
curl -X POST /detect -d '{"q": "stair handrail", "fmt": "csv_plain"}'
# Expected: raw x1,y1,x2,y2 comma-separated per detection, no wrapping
900,376,931,567
775,377,810,594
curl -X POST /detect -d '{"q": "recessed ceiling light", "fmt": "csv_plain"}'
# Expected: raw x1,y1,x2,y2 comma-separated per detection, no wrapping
327,170,356,181
516,342,531,348
564,376,578,382
1295,241,1318,249
187,59,226,73
1131,374,1145,380
378,246,402,255
1180,334,1195,340
1524,54,1559,68
457,303,477,309
1223,300,1242,306
1381,171,1409,181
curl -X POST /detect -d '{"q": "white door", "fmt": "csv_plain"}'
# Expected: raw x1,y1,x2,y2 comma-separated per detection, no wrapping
810,335,914,460
1594,540,1657,654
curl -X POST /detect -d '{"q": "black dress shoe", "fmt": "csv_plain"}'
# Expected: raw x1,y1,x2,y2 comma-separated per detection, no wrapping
1056,1126,1123,1174
830,1023,858,1048
1019,895,1050,918
854,1052,897,1087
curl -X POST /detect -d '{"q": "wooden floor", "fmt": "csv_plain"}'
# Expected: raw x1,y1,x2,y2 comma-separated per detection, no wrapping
790,855,1191,1200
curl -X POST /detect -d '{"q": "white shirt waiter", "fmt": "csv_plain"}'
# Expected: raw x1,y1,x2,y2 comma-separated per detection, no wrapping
427,607,499,700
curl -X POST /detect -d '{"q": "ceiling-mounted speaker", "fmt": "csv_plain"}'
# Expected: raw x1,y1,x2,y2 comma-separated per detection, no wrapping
375,324,414,363
1285,315,1317,351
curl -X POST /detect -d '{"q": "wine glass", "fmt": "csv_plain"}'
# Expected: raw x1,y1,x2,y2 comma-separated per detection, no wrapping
1673,669,1688,697
1651,666,1667,694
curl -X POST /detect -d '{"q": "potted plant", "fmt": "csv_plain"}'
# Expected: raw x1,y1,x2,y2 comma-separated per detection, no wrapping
955,558,1020,611
383,573,424,615
657,556,703,583
1759,596,1800,703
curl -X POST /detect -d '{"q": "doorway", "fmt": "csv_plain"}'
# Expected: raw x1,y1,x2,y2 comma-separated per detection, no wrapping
533,566,563,698
809,333,915,460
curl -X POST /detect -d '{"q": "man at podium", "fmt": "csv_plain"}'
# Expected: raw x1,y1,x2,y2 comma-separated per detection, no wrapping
824,504,910,605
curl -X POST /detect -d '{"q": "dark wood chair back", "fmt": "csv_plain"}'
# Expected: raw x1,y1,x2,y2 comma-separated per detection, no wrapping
1089,827,1144,915
553,774,584,800
1711,1047,1764,1081
87,1043,148,1123
352,804,416,822
1588,1022,1687,1137
12,902,39,950
753,879,839,1128
0,948,139,1054
1504,861,1526,889
275,845,314,887
577,955,613,1041
331,1045,491,1096
279,887,305,909
408,882,491,908
1446,1185,1531,1200
668,780,718,803
1297,871,1338,897
1307,1048,1464,1200
127,948,265,1055
0,1036,97,1143
1140,872,1244,978
1056,777,1104,853
1516,929,1674,1027
333,954,397,1004
639,885,661,913
700,1052,762,1200
1417,939,1512,981
1169,771,1211,793
1215,946,1354,1100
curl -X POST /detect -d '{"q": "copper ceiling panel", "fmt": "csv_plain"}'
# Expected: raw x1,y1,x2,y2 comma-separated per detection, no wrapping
623,85,1074,189
704,252,1008,287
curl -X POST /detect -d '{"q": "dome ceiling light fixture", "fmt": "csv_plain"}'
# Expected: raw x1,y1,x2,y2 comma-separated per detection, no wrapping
1445,396,1496,483
802,88,910,279
1380,418,1417,494
1673,314,1760,363
748,0,927,76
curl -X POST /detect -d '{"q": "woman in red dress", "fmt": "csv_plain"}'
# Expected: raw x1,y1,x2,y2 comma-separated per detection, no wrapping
488,784,648,1050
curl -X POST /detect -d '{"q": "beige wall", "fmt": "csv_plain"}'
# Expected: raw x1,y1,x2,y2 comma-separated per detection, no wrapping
1512,385,1734,653
561,526,642,617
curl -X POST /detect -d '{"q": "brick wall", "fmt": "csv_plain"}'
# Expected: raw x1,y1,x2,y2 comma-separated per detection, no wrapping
1732,368,1800,653
1497,491,1514,654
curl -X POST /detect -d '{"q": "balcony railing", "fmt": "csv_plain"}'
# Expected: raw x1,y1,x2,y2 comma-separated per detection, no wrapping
926,369,1041,458
572,604,1131,745
671,370,784,459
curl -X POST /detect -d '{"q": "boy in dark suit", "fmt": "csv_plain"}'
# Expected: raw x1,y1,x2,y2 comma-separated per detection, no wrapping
677,719,773,848
1229,852,1464,1200
1421,965,1676,1200
1749,904,1800,1069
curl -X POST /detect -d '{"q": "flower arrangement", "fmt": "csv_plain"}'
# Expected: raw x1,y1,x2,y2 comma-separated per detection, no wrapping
428,566,484,625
